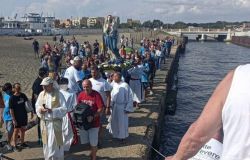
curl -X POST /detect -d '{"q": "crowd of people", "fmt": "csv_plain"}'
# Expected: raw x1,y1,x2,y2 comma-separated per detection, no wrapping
0,34,174,160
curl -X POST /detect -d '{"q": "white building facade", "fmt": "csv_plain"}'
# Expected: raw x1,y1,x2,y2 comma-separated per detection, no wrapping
23,13,55,33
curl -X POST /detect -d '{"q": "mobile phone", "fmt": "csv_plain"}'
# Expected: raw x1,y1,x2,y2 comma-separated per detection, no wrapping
42,104,48,109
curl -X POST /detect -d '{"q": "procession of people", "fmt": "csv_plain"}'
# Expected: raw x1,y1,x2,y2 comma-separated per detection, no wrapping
0,33,174,160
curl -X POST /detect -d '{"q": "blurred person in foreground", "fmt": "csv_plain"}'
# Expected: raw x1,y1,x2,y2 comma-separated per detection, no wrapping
166,64,250,160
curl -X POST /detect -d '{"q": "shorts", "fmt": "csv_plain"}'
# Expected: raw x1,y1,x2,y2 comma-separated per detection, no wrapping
79,127,99,147
5,120,14,136
15,116,28,128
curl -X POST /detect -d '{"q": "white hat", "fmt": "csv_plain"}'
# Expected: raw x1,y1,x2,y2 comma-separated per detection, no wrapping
40,77,54,86
73,56,81,61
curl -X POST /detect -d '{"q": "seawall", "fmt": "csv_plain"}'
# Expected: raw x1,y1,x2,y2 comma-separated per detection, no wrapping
146,38,186,159
231,36,250,48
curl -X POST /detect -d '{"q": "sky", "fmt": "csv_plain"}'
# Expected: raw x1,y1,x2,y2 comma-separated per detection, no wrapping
0,0,250,23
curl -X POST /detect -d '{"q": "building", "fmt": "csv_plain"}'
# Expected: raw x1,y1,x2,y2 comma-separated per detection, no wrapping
54,19,60,28
96,17,105,26
0,17,4,27
87,17,97,27
22,13,55,33
133,20,140,25
70,17,89,28
72,18,81,27
80,17,88,27
87,17,105,28
60,19,72,28
127,18,140,27
243,23,250,30
127,19,133,26
3,19,21,28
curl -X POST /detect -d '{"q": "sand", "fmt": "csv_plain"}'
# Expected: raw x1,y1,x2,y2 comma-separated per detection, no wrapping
0,35,103,97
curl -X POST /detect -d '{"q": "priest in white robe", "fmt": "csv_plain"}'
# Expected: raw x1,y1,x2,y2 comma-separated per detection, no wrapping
58,78,77,151
36,77,67,160
128,57,145,107
107,72,134,140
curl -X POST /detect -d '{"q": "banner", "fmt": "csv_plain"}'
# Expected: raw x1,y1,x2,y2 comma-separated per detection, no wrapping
189,138,222,160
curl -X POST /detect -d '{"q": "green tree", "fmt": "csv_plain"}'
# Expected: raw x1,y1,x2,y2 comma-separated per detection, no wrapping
173,21,187,29
152,19,164,28
119,23,129,28
142,20,153,28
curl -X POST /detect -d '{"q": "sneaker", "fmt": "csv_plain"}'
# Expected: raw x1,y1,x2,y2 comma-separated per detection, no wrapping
19,143,30,149
5,144,13,151
13,146,21,152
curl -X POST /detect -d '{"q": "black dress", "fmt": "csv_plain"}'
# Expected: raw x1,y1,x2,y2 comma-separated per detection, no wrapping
9,93,28,128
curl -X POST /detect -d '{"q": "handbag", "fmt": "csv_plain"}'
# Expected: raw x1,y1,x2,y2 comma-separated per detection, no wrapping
25,100,34,113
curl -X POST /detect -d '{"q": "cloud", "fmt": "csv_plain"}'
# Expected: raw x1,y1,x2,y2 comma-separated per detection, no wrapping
154,8,168,14
16,0,91,18
1,0,250,23
189,6,201,14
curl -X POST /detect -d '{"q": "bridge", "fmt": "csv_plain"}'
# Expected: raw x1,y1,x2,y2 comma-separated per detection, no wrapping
165,28,233,41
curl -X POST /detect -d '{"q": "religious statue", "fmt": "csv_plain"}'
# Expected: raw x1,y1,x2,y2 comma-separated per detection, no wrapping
103,15,120,59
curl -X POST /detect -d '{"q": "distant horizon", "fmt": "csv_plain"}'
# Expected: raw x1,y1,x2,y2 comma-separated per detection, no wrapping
1,14,249,25
1,0,250,23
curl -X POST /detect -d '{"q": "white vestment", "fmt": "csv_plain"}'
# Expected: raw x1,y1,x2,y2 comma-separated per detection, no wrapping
107,81,134,139
36,90,67,160
60,90,77,151
128,65,145,103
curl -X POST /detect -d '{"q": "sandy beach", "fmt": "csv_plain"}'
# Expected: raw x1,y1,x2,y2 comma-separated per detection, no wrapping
0,35,103,97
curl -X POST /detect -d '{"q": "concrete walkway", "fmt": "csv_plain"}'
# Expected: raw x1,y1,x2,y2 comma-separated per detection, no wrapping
3,46,178,160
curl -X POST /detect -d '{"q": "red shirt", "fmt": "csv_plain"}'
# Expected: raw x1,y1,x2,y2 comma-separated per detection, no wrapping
77,90,104,128
120,49,126,57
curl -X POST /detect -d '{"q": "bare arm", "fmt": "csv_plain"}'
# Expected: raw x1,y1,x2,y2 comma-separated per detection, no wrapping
10,109,17,125
105,91,111,115
167,70,234,160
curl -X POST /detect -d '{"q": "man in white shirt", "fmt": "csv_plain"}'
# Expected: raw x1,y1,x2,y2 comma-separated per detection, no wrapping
89,66,111,146
64,56,83,94
89,66,111,114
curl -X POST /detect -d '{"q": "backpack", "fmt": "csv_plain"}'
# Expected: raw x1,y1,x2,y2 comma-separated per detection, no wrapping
74,103,95,130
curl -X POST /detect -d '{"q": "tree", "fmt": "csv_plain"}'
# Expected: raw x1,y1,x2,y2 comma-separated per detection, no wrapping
119,23,129,28
173,21,187,29
132,22,142,29
152,19,164,28
142,20,153,28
